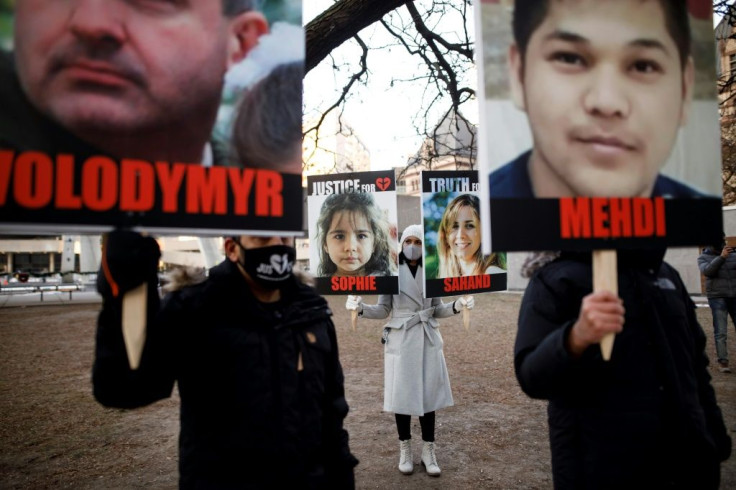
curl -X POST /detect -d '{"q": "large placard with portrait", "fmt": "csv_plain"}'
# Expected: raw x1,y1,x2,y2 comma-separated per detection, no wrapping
421,170,507,297
475,0,722,252
0,0,304,236
307,171,399,295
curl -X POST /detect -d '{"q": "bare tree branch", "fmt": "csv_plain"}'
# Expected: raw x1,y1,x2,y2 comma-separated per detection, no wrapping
306,0,409,73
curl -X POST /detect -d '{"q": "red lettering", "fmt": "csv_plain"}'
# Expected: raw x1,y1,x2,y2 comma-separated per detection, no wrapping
0,151,302,230
120,159,155,211
560,198,591,238
186,166,227,215
330,275,377,291
255,170,283,217
632,198,654,236
55,154,82,210
15,151,53,209
443,275,492,292
608,198,632,238
156,162,186,213
0,150,14,206
81,156,118,211
560,197,666,239
228,167,255,215
591,198,609,238
654,197,666,236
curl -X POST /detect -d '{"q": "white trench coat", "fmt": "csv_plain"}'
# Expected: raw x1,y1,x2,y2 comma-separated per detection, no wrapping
360,263,456,416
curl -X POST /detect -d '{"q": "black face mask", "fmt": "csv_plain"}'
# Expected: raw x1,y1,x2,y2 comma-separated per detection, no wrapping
235,243,295,289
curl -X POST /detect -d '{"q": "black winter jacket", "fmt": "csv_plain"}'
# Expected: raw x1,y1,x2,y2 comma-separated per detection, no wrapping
698,247,736,298
94,259,357,489
515,251,730,489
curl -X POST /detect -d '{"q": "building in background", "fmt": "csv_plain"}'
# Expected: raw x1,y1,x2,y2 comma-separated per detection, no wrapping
397,110,476,196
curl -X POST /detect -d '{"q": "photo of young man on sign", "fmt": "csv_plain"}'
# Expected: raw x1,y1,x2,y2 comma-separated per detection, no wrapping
307,171,399,295
422,170,507,297
0,0,304,235
475,0,722,251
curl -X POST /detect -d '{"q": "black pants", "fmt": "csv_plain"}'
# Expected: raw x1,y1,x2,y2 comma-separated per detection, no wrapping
395,412,435,442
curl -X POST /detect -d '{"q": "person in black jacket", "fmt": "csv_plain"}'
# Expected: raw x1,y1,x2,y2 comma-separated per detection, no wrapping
515,250,731,489
698,238,736,373
93,230,358,489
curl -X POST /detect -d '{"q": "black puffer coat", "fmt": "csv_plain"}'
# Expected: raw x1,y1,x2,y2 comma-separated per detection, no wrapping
698,247,736,298
94,257,357,489
515,251,730,489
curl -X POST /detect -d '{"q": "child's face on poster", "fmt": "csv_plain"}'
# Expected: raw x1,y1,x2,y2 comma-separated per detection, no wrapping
508,0,693,198
323,211,375,276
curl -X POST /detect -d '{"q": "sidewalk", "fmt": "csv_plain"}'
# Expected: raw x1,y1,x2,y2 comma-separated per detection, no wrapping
0,289,101,307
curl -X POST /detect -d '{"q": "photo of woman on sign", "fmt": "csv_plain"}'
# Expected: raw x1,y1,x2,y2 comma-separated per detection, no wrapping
316,192,397,277
437,194,505,278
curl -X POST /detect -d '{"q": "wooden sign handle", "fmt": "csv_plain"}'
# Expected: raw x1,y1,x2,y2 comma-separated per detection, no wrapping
462,295,471,331
122,282,148,370
593,250,618,361
351,309,358,331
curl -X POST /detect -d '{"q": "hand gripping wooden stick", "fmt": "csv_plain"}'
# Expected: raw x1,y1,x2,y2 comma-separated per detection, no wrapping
593,250,618,361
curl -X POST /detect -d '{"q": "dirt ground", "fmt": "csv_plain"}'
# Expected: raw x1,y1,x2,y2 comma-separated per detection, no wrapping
1,293,736,489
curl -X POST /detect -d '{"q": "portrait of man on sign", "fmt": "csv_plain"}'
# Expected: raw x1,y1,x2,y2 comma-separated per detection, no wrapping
476,0,722,251
5,0,268,164
0,0,306,235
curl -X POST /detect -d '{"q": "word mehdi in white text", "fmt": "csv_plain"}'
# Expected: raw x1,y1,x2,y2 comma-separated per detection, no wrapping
428,178,478,193
312,180,376,195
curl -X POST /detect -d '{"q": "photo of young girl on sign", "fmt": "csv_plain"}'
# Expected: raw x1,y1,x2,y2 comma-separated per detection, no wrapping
475,0,723,252
315,192,396,277
307,171,399,295
422,170,506,298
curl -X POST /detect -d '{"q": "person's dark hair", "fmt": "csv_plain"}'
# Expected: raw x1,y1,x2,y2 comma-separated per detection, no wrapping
316,193,396,277
222,0,261,16
231,62,303,173
512,0,691,68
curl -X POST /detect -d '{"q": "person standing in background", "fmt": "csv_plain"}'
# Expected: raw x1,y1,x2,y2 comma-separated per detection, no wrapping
698,236,736,373
346,224,473,477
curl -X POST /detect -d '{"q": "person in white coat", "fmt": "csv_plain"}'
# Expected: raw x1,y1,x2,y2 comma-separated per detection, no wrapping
346,224,474,477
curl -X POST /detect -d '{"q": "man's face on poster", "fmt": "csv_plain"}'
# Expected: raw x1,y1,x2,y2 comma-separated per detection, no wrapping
13,0,252,145
508,0,694,198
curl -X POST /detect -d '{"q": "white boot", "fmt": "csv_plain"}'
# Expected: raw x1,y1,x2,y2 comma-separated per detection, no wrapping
421,441,441,476
398,439,414,474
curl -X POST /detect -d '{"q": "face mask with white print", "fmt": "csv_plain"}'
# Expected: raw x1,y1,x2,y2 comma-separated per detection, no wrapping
236,243,295,289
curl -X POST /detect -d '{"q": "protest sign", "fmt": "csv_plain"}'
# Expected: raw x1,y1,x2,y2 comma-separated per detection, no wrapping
475,0,723,252
307,171,399,295
0,2,304,236
421,170,507,297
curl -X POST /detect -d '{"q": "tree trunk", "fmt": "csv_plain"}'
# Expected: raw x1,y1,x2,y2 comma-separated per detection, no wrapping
306,0,410,73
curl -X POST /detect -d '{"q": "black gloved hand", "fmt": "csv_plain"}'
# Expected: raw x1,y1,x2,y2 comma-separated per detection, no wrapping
97,229,161,298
